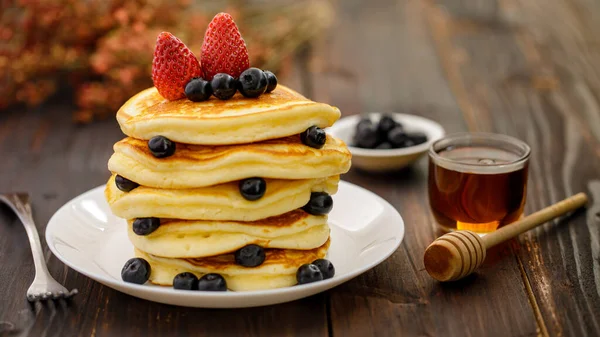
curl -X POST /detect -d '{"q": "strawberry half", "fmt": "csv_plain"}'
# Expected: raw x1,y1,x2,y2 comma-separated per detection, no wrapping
201,13,250,81
152,32,202,100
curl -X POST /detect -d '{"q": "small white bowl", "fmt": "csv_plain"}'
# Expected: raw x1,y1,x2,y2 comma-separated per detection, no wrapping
329,112,445,172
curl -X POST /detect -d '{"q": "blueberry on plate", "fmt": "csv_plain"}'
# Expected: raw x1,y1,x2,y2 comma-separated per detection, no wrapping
211,73,237,100
377,114,397,136
239,177,267,201
407,132,428,145
173,272,198,290
148,136,176,158
312,259,335,279
263,70,278,93
115,175,139,192
197,273,227,291
301,126,327,149
353,123,379,149
302,192,333,215
121,258,151,284
238,68,268,98
185,78,213,102
387,126,408,148
296,264,323,285
235,244,266,267
132,217,161,236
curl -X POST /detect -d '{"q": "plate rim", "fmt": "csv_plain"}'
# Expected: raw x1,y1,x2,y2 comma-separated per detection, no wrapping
45,180,405,301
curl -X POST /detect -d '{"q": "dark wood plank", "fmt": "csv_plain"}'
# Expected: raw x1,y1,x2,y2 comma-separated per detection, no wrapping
0,105,329,337
426,0,600,335
311,0,540,336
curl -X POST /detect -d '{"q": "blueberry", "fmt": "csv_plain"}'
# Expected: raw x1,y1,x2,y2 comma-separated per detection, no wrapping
173,272,198,290
239,177,266,201
398,138,415,148
148,136,176,158
264,70,278,93
300,126,327,149
115,175,139,192
407,132,428,145
375,142,392,150
185,78,213,102
234,244,266,267
133,217,160,236
353,124,379,149
238,68,268,98
296,264,323,285
312,259,335,279
377,115,397,136
121,258,151,284
356,117,373,131
302,192,333,215
387,126,408,148
197,273,227,291
211,73,237,100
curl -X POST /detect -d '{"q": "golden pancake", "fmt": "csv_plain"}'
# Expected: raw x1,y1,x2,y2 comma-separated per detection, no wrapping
105,174,339,221
116,85,341,145
127,210,330,258
135,239,330,291
108,135,351,189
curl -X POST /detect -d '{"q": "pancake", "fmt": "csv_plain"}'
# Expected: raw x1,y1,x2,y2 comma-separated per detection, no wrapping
135,239,330,291
108,135,351,189
127,210,330,258
105,174,339,221
116,85,341,145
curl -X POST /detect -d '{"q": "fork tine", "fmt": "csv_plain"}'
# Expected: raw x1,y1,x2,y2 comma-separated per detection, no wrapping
27,294,38,302
52,291,64,300
40,293,50,301
66,289,78,298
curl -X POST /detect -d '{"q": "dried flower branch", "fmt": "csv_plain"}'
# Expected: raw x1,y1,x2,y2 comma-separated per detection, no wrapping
0,0,334,123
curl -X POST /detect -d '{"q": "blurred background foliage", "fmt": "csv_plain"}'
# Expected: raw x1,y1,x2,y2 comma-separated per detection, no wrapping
0,0,334,122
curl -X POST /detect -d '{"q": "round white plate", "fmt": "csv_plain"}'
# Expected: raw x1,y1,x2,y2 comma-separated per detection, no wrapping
45,181,404,308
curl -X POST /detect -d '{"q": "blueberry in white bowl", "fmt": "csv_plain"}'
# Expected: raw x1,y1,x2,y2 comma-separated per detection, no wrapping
354,114,429,150
328,112,445,172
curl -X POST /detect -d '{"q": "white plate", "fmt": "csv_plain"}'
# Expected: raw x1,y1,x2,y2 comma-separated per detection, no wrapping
45,181,404,308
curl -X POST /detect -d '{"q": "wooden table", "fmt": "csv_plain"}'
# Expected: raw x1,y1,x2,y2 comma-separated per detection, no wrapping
1,0,599,336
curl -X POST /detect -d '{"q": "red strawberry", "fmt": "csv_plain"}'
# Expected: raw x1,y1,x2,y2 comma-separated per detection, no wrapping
152,32,202,100
201,13,250,80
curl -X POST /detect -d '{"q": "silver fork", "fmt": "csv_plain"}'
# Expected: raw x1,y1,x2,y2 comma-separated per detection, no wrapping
0,193,78,302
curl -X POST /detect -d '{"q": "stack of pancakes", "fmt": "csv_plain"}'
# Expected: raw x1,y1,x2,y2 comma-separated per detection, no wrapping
105,85,351,291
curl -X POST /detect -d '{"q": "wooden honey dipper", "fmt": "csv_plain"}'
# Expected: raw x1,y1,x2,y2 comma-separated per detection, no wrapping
424,192,588,282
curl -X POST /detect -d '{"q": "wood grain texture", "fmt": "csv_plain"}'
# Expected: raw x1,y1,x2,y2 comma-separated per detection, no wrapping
427,0,600,335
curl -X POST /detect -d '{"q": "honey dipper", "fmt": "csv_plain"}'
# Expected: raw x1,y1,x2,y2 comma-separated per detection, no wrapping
424,193,588,282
